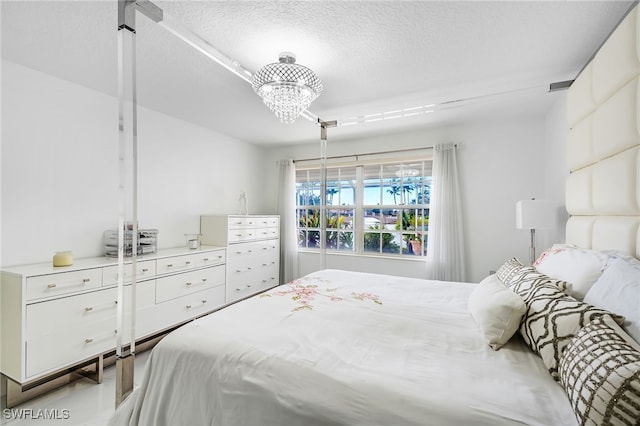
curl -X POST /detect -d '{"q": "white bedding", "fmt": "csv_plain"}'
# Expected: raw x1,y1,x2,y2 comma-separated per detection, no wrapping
110,269,577,426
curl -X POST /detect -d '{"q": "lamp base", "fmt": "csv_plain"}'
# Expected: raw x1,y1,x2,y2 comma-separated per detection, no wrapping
529,228,536,265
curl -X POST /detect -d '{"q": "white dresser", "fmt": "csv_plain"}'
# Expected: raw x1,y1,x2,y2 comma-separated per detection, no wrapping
0,246,226,387
200,215,280,303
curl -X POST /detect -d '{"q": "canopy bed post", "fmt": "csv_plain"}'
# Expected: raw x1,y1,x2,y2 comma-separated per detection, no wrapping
319,120,337,270
115,0,162,407
115,0,137,407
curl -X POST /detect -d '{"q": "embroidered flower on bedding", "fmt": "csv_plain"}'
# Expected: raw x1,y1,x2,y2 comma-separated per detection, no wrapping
261,276,382,312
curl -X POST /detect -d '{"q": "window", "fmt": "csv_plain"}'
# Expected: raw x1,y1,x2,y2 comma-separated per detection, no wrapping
296,159,431,257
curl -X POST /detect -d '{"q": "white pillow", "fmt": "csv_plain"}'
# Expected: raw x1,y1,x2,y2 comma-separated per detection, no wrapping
468,274,527,350
533,244,608,300
584,257,640,343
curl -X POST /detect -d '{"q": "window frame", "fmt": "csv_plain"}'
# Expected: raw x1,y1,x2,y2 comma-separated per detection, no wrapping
296,157,431,258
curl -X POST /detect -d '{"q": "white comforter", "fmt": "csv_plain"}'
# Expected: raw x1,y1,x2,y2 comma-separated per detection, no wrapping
110,269,577,426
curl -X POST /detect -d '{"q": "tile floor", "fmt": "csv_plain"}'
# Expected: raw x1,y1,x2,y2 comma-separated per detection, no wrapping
1,351,150,426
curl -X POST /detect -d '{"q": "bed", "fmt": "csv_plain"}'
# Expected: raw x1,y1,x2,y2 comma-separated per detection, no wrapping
110,269,579,426
110,5,640,426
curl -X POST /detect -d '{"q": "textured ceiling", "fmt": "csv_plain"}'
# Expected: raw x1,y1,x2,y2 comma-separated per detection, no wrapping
1,1,635,145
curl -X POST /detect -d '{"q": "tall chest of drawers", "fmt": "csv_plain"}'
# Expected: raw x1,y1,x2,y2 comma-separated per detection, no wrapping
0,246,226,389
201,215,280,303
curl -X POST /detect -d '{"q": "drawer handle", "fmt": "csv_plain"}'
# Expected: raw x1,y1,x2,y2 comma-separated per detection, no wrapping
202,278,208,282
167,264,174,268
186,304,192,309
235,234,243,237
185,261,191,265
186,282,192,286
236,267,252,273
142,268,149,272
85,307,94,312
203,258,209,261
85,338,93,344
246,284,252,288
202,299,207,304
262,263,268,266
235,288,242,292
47,279,91,290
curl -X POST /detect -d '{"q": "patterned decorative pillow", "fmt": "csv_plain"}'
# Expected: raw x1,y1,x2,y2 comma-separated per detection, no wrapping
515,283,624,380
506,266,573,296
559,315,640,426
495,257,524,284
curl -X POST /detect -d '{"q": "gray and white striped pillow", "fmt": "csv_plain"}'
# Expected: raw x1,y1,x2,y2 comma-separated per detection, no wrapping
559,315,640,426
506,266,573,296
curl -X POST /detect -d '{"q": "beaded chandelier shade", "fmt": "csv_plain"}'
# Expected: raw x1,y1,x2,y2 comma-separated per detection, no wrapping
252,52,323,124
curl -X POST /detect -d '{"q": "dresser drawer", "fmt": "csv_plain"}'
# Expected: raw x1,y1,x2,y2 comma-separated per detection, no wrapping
256,263,279,289
156,254,198,275
227,242,260,262
227,216,256,229
154,286,226,330
258,275,279,290
102,259,156,286
254,216,279,228
155,265,225,303
26,268,103,301
192,250,226,267
26,317,116,379
226,280,258,304
254,227,279,240
27,288,117,336
26,282,155,337
255,239,279,262
228,229,256,243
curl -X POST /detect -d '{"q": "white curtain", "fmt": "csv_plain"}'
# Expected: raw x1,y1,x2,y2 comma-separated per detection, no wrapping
276,159,299,283
425,143,467,282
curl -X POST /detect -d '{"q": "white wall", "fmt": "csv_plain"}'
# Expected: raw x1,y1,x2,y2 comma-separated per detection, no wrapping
1,60,270,266
542,94,570,249
265,110,569,283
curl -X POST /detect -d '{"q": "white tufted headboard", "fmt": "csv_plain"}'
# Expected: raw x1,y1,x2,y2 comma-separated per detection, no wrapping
565,5,640,259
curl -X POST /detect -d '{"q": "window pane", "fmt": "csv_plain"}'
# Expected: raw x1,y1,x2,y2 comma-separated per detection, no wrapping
339,184,355,206
308,184,321,206
363,230,381,253
326,209,353,229
363,165,381,205
306,230,320,248
326,231,339,249
339,231,354,251
363,210,381,229
297,230,307,248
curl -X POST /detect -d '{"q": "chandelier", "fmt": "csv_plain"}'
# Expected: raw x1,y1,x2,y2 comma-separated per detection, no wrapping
252,52,323,124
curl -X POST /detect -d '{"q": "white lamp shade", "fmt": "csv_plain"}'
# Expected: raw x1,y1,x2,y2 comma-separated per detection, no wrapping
516,199,553,229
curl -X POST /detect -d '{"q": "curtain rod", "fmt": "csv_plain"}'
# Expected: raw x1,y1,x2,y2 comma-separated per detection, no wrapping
293,146,439,163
